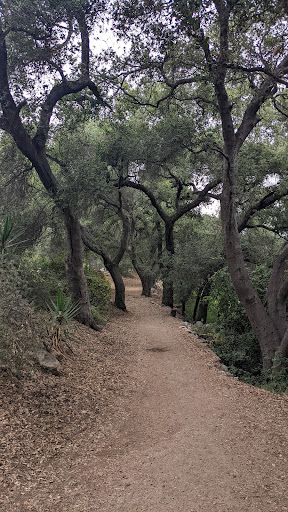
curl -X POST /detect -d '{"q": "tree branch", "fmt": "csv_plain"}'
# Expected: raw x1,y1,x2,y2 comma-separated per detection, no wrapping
170,179,221,222
119,179,170,223
237,189,288,232
80,225,106,260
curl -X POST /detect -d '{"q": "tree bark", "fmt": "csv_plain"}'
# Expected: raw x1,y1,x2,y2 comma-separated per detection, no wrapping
161,222,174,307
105,261,127,311
63,208,99,329
131,259,153,297
80,201,128,312
140,275,153,297
221,158,281,368
195,280,210,323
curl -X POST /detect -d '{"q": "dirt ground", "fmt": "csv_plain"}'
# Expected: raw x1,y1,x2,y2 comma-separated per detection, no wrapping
1,276,288,512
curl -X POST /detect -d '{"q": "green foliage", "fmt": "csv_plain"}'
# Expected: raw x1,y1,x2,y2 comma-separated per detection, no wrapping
85,267,111,323
185,294,218,324
48,291,81,326
207,266,271,381
47,292,81,352
20,252,67,309
263,355,288,393
0,216,23,256
173,215,223,305
0,256,36,372
119,254,135,277
20,253,111,324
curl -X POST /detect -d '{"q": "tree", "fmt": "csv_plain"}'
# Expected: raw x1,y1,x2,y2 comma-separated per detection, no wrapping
81,193,129,311
111,0,288,368
126,192,162,297
0,0,108,328
110,115,221,307
173,214,224,320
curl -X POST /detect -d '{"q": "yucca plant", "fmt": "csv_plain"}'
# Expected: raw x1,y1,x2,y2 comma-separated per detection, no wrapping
47,292,81,353
0,216,25,256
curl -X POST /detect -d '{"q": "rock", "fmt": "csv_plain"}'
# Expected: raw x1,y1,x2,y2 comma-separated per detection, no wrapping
36,348,61,374
195,321,203,327
220,364,229,373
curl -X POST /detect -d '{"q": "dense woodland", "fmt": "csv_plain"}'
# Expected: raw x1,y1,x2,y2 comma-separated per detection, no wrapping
1,0,288,390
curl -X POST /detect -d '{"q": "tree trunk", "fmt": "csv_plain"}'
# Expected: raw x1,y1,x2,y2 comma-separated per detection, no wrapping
267,245,288,340
162,277,174,308
181,300,186,317
161,222,174,307
221,159,281,368
193,288,202,321
195,280,210,323
141,275,153,297
131,258,153,297
105,261,127,311
129,217,154,297
63,207,98,329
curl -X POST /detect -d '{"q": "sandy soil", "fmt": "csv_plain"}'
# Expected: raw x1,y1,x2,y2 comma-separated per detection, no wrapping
1,277,288,511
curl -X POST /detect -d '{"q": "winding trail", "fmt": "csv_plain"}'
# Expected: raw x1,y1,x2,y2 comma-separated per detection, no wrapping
2,277,288,511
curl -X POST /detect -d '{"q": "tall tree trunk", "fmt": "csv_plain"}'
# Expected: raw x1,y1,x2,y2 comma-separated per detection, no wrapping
63,207,98,329
221,159,281,368
162,276,174,308
196,280,210,323
162,222,174,307
140,274,153,297
0,15,99,330
105,261,126,311
193,289,201,321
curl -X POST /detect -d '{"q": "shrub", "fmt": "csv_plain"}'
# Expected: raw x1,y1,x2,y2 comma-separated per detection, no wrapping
206,266,270,383
20,252,67,308
85,267,111,322
0,256,36,373
47,291,81,352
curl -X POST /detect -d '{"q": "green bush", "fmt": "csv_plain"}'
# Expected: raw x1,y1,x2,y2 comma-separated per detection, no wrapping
0,256,36,372
20,252,67,308
207,266,270,383
85,268,111,322
21,254,111,323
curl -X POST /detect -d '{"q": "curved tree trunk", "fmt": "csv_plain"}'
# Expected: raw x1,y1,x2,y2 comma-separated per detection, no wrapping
221,160,281,369
162,276,174,307
0,15,106,331
131,259,153,297
105,261,126,311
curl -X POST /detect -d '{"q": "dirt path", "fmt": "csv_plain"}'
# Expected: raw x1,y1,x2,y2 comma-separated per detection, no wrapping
1,277,288,511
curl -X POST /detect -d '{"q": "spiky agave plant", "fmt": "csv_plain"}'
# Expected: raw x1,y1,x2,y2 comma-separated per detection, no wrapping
47,292,81,353
0,217,24,255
